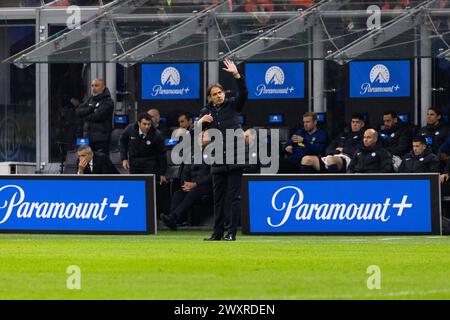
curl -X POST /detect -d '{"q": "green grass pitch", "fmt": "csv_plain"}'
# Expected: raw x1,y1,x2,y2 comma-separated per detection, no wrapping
0,231,449,299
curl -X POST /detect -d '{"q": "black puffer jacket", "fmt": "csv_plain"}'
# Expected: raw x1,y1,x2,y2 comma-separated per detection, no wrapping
379,122,412,157
75,88,114,143
398,148,439,173
417,121,450,154
325,127,365,156
347,144,393,173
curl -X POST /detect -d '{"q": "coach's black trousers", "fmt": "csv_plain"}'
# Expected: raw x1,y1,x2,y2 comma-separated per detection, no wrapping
212,167,242,235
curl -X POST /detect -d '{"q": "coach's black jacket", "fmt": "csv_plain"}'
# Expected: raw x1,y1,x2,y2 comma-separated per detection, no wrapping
198,77,248,173
119,123,167,175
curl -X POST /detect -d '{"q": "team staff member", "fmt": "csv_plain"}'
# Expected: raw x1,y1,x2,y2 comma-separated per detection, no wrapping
417,106,450,154
379,110,412,157
75,78,114,154
301,113,364,173
347,129,393,173
198,59,248,241
280,112,327,173
120,113,169,219
120,112,167,182
75,145,119,175
398,137,439,173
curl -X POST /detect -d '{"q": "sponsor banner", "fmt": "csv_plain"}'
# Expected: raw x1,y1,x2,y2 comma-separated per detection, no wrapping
245,62,305,99
0,176,155,234
142,64,200,100
350,60,410,98
243,175,440,234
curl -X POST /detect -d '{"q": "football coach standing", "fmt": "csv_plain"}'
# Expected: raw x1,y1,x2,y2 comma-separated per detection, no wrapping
198,59,248,241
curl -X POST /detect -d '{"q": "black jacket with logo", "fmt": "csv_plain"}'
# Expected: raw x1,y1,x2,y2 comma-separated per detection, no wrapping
119,123,167,175
75,88,114,143
325,127,365,157
347,144,393,173
398,148,439,173
379,122,412,157
417,122,450,154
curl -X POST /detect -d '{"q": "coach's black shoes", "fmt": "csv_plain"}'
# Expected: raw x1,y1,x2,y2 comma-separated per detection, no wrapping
222,232,236,241
203,233,223,241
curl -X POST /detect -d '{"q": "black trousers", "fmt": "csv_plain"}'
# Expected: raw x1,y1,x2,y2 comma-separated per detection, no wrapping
278,157,301,173
130,162,169,218
169,185,212,223
212,168,242,235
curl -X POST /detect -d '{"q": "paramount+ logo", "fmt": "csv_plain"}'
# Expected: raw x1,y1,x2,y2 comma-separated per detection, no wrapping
152,66,191,97
0,185,129,225
255,66,294,97
360,64,400,95
267,186,413,228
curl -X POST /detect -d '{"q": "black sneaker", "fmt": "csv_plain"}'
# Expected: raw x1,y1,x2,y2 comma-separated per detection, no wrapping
222,232,236,241
203,233,223,241
161,214,177,231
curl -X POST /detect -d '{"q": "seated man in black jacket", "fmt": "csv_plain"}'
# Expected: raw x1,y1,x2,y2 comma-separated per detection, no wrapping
301,113,365,173
75,145,119,175
398,137,439,173
162,130,212,231
347,129,393,173
417,106,450,154
379,110,412,158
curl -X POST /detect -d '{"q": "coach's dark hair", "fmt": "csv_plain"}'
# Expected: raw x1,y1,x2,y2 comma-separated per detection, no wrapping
138,112,153,123
207,83,224,97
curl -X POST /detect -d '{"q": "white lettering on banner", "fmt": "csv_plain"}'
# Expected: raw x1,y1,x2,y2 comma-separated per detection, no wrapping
0,185,129,225
255,84,295,96
152,85,191,96
267,186,413,227
360,83,400,95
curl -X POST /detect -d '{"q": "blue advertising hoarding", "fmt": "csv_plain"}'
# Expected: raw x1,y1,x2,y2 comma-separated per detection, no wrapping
350,60,410,98
141,64,200,100
242,174,441,235
0,175,156,234
245,62,305,99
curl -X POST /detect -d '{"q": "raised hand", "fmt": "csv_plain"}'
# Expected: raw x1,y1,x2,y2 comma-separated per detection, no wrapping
222,59,238,75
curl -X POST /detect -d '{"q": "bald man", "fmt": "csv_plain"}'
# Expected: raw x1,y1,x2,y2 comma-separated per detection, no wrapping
347,128,393,173
75,78,114,154
147,108,169,137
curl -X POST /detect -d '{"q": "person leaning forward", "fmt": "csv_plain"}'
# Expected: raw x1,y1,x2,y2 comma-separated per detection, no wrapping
119,112,167,185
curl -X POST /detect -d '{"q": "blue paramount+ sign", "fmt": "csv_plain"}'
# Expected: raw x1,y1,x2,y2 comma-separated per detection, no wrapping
0,177,154,234
141,64,200,100
244,176,439,234
350,60,410,98
245,62,305,99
